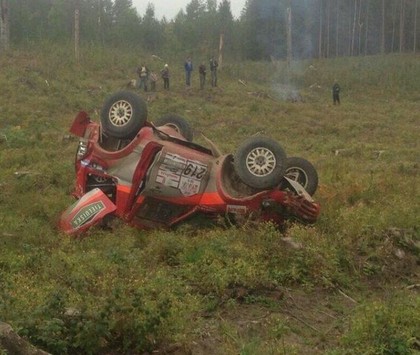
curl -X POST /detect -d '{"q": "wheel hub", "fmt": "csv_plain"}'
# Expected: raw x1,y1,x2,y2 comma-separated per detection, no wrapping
286,167,308,187
255,156,266,166
109,100,133,127
246,147,276,177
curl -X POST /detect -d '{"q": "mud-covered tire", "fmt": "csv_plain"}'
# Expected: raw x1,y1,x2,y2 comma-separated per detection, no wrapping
234,136,287,189
154,114,193,142
284,157,319,195
100,91,148,139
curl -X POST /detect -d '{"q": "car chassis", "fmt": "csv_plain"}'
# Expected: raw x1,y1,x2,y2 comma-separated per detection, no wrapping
60,92,320,235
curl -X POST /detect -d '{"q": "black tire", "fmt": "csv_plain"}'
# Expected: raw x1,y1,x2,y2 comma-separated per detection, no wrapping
233,136,287,189
284,157,319,196
100,91,148,139
154,114,193,142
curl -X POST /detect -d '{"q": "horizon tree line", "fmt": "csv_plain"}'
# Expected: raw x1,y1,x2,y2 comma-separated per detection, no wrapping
0,0,419,61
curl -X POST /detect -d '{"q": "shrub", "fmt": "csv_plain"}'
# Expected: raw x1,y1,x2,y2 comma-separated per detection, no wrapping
338,295,420,354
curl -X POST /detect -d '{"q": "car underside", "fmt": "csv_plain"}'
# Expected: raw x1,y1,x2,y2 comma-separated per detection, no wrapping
60,91,320,235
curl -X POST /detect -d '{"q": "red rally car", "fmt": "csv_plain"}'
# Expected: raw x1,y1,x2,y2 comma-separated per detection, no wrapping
60,91,320,235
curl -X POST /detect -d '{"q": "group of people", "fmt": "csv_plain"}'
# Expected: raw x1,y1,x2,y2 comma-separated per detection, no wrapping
187,56,219,89
136,56,218,92
136,64,162,92
197,56,218,89
137,59,342,105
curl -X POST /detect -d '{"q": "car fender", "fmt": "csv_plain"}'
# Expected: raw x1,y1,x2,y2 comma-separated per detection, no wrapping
282,176,314,202
59,188,116,235
70,111,91,137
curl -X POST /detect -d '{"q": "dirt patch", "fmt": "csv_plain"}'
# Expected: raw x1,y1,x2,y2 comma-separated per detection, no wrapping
182,287,359,354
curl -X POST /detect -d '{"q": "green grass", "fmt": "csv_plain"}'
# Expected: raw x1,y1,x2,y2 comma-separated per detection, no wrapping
0,45,419,354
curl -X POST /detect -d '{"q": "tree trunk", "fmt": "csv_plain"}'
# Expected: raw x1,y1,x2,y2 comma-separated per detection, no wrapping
218,32,224,68
392,1,398,52
358,0,363,55
74,0,80,64
286,7,292,66
381,0,385,54
98,0,104,46
319,0,323,58
399,0,405,53
326,0,330,58
415,0,418,53
0,321,51,355
336,0,339,56
364,0,370,55
351,0,357,56
0,0,10,53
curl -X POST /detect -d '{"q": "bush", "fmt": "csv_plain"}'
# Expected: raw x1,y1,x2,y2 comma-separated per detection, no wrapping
337,295,420,354
19,286,174,354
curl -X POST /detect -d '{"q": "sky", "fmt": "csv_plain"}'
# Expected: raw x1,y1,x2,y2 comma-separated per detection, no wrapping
132,0,247,20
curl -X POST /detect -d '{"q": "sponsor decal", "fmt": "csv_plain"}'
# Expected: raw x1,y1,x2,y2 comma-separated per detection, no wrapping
227,205,247,215
71,201,105,228
179,176,201,196
156,153,208,196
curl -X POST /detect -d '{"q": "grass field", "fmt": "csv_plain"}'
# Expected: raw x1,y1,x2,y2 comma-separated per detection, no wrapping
0,45,419,354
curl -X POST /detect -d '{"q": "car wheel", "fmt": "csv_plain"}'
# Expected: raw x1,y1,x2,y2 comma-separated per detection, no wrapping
233,136,287,189
100,91,148,139
154,114,193,142
284,157,318,195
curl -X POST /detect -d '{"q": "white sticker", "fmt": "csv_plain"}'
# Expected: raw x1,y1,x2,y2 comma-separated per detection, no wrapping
156,169,180,188
179,176,201,196
156,153,208,196
227,205,247,215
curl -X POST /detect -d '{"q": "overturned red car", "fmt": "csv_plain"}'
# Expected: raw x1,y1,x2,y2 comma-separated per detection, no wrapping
60,91,320,235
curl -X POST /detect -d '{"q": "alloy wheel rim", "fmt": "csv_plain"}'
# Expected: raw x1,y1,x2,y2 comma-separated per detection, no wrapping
246,147,276,177
109,100,133,127
285,167,308,187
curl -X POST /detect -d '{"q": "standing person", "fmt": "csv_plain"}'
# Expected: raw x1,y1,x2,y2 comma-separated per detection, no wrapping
332,81,341,105
199,62,206,90
137,64,149,92
149,71,157,91
161,64,170,90
209,56,218,87
184,57,193,87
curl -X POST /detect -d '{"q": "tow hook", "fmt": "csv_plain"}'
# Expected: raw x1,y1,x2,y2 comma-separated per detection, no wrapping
262,199,275,209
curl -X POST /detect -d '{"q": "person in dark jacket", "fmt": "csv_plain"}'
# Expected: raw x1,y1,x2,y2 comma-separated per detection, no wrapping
161,64,170,90
209,56,218,87
184,57,193,86
332,81,341,105
199,62,206,90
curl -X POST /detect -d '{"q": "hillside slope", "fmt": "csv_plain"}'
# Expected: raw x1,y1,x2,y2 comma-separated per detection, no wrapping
0,47,419,354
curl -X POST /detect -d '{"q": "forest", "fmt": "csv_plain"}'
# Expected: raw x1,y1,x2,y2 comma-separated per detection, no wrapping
1,0,420,61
